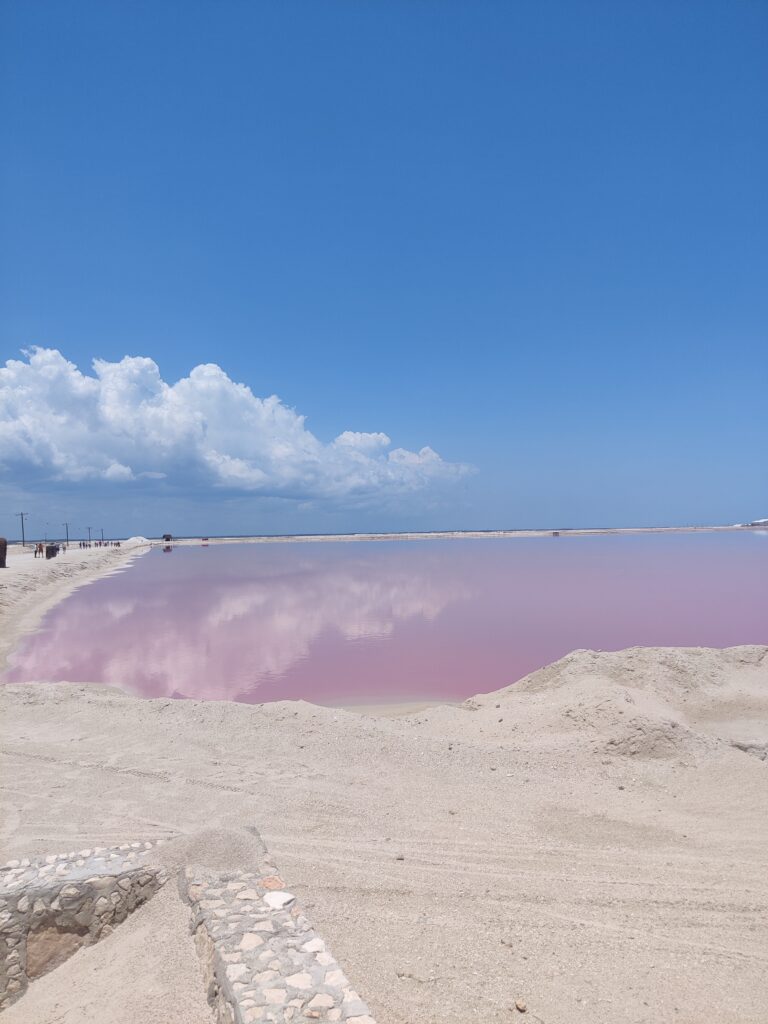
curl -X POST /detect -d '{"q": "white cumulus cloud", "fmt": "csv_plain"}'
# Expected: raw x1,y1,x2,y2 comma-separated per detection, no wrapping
0,347,469,501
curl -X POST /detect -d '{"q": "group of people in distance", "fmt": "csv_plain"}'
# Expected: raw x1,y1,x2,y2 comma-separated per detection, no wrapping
32,539,122,558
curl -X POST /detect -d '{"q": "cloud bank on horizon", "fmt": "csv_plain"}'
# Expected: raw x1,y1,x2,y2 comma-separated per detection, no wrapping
0,347,469,503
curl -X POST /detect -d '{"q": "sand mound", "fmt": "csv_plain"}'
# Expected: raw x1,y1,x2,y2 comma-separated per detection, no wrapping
461,644,768,762
510,644,768,700
151,826,268,875
604,714,712,760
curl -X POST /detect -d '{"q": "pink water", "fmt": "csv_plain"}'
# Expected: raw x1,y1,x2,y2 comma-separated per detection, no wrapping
3,534,766,705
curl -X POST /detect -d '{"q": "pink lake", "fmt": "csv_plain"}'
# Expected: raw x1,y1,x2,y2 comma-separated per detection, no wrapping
3,534,767,705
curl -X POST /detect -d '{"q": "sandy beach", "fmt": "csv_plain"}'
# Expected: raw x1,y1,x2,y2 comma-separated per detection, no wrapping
1,547,767,1023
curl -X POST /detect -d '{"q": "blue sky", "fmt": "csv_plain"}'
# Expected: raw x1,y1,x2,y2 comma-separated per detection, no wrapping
1,0,766,539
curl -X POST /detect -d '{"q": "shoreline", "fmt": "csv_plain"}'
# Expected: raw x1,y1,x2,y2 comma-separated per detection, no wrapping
156,523,759,545
6,522,761,553
0,540,150,675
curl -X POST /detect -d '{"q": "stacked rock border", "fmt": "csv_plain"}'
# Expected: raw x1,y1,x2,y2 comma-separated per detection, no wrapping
0,838,377,1023
0,843,166,1010
181,858,376,1023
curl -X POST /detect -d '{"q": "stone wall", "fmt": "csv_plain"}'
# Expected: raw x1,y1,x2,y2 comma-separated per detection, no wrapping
0,844,166,1010
181,860,376,1023
1,833,378,1023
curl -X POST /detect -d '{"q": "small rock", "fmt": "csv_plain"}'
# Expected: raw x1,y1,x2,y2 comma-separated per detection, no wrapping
254,969,278,983
260,875,284,890
308,994,335,1010
264,987,287,1005
515,999,527,1013
395,855,404,861
284,971,312,989
263,890,295,910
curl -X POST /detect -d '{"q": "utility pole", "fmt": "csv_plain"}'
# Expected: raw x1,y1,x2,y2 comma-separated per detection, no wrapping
100,528,104,543
16,512,28,547
62,522,70,544
87,526,92,544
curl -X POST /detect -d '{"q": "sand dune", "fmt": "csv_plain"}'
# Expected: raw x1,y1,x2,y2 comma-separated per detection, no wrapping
1,643,766,1023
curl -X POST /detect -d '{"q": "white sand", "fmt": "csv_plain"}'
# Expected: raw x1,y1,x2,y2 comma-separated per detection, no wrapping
0,547,767,1024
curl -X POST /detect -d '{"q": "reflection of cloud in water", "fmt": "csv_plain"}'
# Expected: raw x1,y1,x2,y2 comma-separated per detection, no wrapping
6,553,472,702
5,536,767,705
101,598,140,621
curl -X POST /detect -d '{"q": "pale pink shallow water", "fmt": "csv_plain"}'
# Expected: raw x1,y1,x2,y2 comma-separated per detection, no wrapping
4,534,767,706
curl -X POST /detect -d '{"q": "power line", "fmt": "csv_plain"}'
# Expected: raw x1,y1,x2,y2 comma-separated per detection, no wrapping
16,512,29,547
